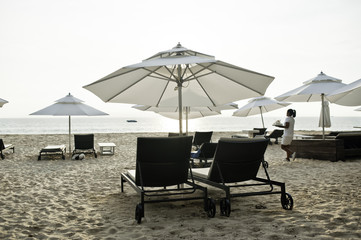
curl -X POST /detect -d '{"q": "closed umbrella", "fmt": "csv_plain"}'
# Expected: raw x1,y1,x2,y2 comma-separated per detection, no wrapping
233,96,290,128
275,71,346,139
30,93,108,154
84,43,274,134
327,78,361,106
319,100,331,128
0,98,8,108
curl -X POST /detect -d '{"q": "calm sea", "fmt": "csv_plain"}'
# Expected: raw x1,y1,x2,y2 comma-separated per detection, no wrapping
0,116,360,135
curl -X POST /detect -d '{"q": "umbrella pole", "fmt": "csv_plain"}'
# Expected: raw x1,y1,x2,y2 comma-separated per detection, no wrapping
177,65,183,135
186,107,189,136
259,106,265,128
69,115,71,156
321,94,325,140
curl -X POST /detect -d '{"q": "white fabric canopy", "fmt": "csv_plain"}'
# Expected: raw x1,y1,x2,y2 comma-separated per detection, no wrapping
0,98,8,108
233,96,290,128
133,103,237,134
30,93,108,153
84,43,274,134
275,71,346,138
327,78,361,106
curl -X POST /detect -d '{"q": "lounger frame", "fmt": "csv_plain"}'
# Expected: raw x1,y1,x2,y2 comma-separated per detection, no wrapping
192,138,293,216
0,139,15,160
120,136,216,223
38,145,66,160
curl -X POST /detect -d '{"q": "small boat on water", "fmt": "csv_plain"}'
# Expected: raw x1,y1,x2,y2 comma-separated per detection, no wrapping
126,120,137,123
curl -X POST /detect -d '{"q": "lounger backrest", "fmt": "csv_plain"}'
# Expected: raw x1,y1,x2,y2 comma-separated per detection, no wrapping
199,142,218,159
135,136,193,187
253,128,267,137
336,133,361,149
269,129,284,138
193,131,213,147
168,132,187,137
0,139,5,151
74,134,94,150
207,138,269,183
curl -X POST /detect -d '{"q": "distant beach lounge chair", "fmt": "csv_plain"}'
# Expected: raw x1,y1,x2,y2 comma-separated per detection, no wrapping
191,142,218,167
168,132,187,137
0,139,15,159
265,129,284,144
72,134,97,158
121,136,216,223
192,138,293,217
38,145,66,160
192,131,213,150
252,127,267,137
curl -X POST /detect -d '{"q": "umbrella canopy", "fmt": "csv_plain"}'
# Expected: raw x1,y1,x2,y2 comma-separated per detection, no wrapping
84,43,274,134
233,96,290,128
30,93,108,154
327,78,361,106
275,71,346,138
0,98,8,108
133,103,237,134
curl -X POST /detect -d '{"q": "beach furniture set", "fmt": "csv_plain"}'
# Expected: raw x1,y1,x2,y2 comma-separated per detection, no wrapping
121,135,294,224
38,134,111,160
0,139,15,159
291,131,361,161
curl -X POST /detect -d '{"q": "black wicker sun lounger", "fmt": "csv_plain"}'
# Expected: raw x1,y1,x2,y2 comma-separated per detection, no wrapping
121,136,216,223
192,137,294,217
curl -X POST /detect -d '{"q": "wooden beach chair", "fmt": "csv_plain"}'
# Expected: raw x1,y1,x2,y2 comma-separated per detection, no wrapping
192,131,213,150
192,138,294,217
0,139,15,159
72,134,97,158
121,136,216,223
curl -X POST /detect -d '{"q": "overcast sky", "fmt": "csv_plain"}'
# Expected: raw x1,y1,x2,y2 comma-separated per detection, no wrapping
1,0,360,118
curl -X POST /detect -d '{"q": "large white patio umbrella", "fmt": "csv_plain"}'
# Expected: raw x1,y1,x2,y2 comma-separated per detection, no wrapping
275,71,346,139
84,43,274,134
133,103,238,134
30,93,108,154
327,78,361,106
0,98,8,107
232,96,290,128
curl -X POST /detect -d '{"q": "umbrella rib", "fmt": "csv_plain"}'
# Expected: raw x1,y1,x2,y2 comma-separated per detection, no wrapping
105,66,173,102
188,67,217,107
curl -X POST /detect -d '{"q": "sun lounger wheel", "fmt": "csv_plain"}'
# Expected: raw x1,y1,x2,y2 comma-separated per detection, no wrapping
135,203,144,224
220,198,231,217
206,198,216,218
281,193,293,210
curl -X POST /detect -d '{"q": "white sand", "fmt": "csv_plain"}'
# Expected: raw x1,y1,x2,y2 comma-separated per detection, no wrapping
0,132,360,239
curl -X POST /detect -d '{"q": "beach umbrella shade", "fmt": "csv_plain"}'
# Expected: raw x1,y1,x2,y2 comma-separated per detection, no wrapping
0,98,8,108
232,96,291,128
30,93,108,154
83,43,274,134
275,71,346,139
327,78,361,106
133,103,238,134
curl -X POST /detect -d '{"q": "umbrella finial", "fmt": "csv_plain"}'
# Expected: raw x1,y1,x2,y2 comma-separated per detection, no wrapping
174,42,182,48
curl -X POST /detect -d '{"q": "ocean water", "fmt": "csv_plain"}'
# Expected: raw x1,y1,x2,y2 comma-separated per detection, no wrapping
0,116,360,134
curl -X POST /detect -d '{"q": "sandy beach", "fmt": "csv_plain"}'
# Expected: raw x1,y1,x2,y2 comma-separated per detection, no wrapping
0,132,360,240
